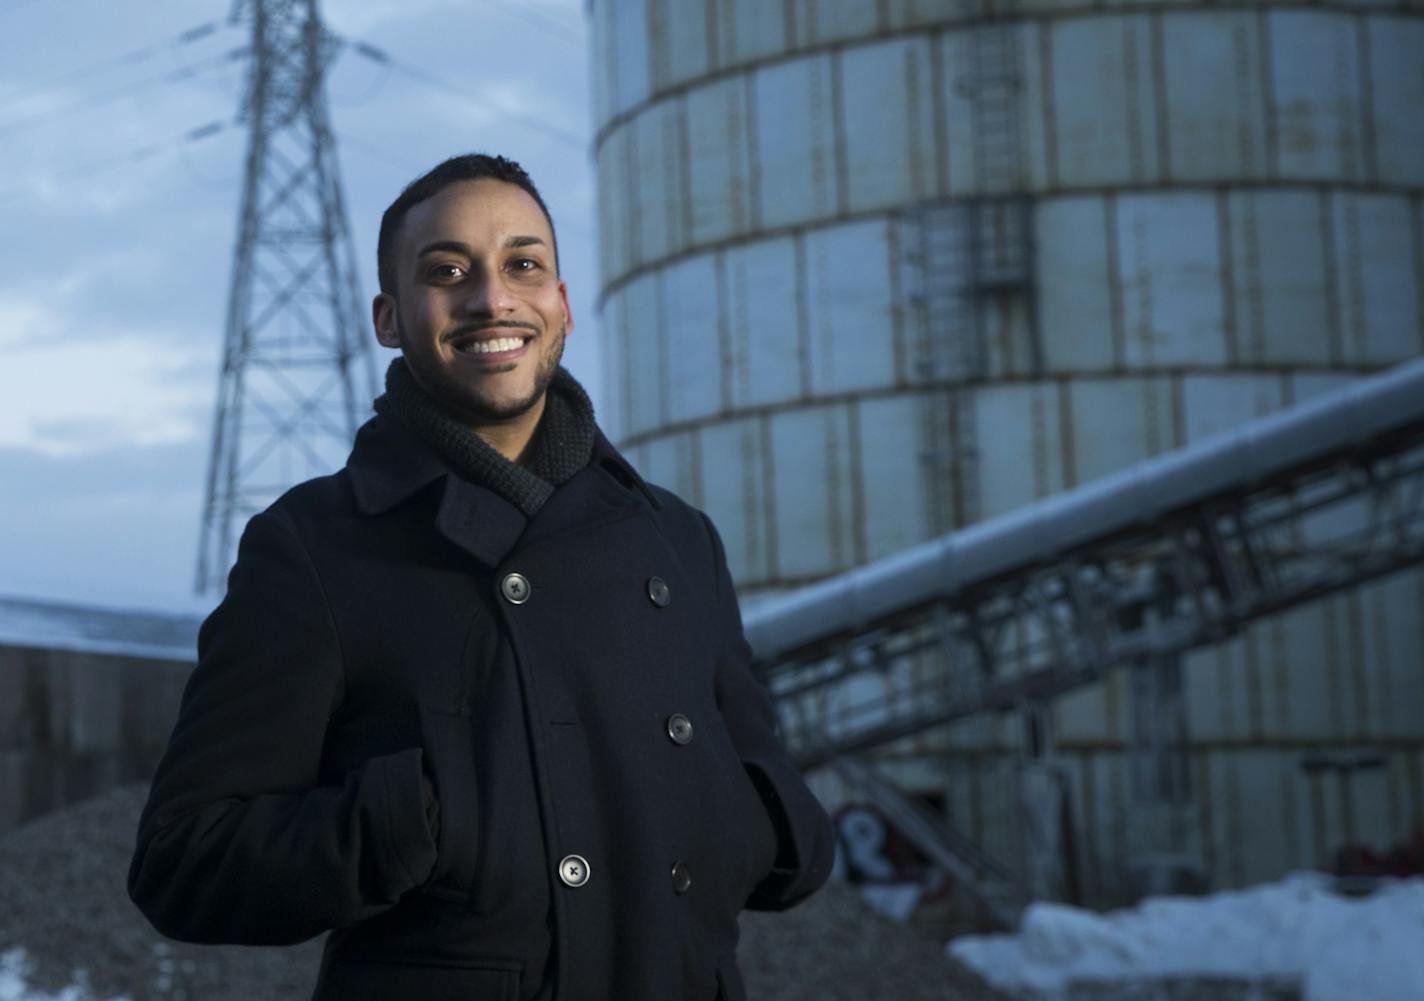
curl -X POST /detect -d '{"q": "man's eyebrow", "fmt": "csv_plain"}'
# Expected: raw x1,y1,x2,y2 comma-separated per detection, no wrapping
414,236,548,258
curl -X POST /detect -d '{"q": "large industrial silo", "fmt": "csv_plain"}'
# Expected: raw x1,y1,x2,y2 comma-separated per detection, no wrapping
590,1,1424,910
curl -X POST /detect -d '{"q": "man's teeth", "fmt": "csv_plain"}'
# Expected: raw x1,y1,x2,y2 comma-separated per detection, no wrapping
459,336,525,354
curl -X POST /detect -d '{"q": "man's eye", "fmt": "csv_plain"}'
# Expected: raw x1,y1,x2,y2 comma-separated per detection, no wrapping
430,264,465,280
510,258,540,273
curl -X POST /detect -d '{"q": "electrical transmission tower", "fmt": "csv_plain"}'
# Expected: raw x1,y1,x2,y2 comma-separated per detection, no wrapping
197,0,375,593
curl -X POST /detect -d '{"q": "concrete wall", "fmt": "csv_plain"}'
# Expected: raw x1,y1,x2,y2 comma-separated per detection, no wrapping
0,643,190,836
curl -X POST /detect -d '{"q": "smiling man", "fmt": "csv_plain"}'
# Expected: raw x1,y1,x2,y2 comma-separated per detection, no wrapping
129,154,835,1001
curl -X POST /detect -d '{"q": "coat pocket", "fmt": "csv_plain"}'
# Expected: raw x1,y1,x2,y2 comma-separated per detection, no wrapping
716,955,748,1001
317,957,521,1001
418,702,480,902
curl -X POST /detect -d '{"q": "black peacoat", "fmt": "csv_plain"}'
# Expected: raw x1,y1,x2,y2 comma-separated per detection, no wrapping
129,412,835,1001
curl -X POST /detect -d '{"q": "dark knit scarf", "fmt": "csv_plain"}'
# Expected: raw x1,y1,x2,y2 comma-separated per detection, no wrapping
373,357,596,517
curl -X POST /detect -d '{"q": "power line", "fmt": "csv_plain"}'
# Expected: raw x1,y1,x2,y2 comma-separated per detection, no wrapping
481,0,582,48
0,20,230,119
344,38,584,150
0,46,248,141
0,119,233,206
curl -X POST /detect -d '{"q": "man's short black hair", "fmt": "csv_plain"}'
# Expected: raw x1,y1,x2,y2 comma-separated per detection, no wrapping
376,153,558,295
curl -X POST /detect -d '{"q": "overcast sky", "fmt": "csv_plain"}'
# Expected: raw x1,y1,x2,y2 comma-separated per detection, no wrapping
0,0,598,614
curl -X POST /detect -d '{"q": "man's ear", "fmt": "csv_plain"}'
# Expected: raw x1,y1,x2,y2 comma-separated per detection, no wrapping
373,293,400,348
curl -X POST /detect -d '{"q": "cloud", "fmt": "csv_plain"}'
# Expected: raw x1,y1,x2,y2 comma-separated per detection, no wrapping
0,291,215,456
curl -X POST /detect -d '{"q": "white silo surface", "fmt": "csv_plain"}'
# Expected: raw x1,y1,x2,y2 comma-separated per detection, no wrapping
590,0,1424,911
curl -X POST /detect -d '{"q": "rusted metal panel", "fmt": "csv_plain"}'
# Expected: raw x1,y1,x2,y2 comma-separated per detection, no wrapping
632,98,686,267
713,0,788,68
859,395,931,561
803,219,898,395
611,0,652,117
1049,14,1160,188
1267,10,1365,181
1331,192,1422,365
723,236,805,408
1227,190,1333,366
699,416,772,583
840,36,939,214
752,53,838,229
1064,377,1177,485
685,74,753,245
661,253,723,424
1179,374,1283,444
974,382,1068,519
1160,11,1268,182
649,0,710,92
1369,16,1424,185
789,0,878,47
1116,192,1228,368
1036,197,1116,371
620,272,664,437
769,405,858,579
640,429,700,503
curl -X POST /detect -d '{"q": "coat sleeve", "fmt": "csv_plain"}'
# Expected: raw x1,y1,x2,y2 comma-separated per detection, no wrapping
701,512,836,912
128,507,438,945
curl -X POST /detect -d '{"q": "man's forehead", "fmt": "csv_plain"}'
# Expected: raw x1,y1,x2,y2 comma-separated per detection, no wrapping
404,178,551,242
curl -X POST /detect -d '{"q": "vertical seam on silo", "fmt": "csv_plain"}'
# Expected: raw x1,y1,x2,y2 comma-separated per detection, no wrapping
1355,14,1377,184
1369,595,1392,752
930,28,950,198
1244,628,1264,743
1335,13,1357,182
1217,191,1241,366
1080,751,1100,902
1105,195,1126,372
1123,16,1145,184
849,399,866,565
1195,752,1215,888
1224,751,1244,887
704,0,719,72
783,0,797,53
655,272,669,428
1385,753,1402,851
794,234,812,397
830,50,850,216
1040,17,1059,191
759,415,779,582
626,118,644,272
1406,746,1424,850
1343,194,1366,364
689,427,706,512
1323,599,1345,739
1258,8,1278,180
731,77,750,234
715,250,732,414
1235,12,1255,175
1243,191,1266,365
1279,770,1301,870
1151,12,1171,184
824,407,844,569
1321,189,1344,366
1307,768,1327,871
905,37,928,200
1412,195,1424,354
888,217,906,386
1058,375,1077,489
678,95,694,254
1345,589,1369,739
650,0,666,91
744,67,763,231
1031,384,1048,499
1169,374,1185,453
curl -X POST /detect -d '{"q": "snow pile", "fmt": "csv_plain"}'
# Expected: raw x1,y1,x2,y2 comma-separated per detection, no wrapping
0,950,127,1001
949,871,1424,1001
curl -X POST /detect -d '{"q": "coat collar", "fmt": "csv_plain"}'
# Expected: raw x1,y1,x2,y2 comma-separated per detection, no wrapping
346,414,661,568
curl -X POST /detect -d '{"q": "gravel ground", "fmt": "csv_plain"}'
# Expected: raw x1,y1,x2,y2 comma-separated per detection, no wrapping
0,786,1015,1000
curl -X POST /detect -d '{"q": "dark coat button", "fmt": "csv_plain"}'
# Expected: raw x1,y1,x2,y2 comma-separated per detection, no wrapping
666,713,693,745
501,572,531,605
647,576,671,607
670,860,692,894
558,854,590,887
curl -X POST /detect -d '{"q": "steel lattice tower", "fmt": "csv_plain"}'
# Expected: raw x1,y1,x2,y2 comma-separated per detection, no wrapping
197,0,374,593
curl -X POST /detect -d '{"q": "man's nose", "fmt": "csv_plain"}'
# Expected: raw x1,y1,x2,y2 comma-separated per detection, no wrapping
460,269,517,315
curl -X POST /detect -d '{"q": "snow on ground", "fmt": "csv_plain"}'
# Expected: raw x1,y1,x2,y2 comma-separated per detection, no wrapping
949,871,1424,1001
0,950,128,1001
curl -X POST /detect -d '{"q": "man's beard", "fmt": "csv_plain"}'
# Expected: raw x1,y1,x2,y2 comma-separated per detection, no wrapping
397,311,566,424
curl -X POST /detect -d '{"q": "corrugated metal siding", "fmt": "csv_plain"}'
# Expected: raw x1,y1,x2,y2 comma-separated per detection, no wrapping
724,237,805,408
752,53,838,229
840,37,938,214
